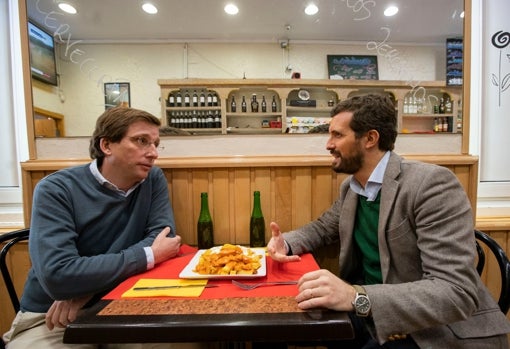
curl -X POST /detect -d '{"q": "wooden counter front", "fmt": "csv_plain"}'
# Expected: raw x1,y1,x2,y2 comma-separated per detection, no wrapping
21,154,478,247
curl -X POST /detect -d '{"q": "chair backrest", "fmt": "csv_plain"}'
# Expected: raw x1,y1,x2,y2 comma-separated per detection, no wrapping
475,229,510,314
0,228,30,314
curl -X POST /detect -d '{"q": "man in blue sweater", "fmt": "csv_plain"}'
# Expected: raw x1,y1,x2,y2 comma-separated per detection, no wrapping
4,107,203,348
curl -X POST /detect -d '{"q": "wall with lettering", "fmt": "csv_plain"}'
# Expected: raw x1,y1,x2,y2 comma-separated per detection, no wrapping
32,42,444,136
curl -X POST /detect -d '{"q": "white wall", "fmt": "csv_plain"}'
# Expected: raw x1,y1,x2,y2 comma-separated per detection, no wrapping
33,41,444,137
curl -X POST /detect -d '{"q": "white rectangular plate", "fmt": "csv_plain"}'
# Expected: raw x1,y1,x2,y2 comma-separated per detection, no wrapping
179,246,266,279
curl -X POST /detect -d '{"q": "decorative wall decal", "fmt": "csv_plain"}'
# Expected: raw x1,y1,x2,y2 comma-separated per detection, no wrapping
490,31,510,106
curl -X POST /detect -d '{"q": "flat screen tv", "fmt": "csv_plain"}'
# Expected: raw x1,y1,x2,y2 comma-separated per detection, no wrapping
28,21,58,86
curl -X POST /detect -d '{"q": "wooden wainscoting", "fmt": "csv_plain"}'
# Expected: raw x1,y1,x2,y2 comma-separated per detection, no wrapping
21,154,479,246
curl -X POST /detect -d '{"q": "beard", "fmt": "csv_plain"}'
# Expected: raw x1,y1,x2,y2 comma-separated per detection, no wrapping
331,147,364,174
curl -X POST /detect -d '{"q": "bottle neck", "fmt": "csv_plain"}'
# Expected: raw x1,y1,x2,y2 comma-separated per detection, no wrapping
199,195,212,220
251,193,263,218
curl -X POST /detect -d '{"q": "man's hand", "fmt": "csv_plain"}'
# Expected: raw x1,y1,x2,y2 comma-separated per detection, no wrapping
295,269,356,312
267,222,301,263
45,295,93,330
151,227,182,264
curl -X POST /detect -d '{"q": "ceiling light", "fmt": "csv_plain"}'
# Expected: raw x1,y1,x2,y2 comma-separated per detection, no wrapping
304,4,319,16
142,3,158,14
224,4,239,15
384,5,399,17
58,3,77,14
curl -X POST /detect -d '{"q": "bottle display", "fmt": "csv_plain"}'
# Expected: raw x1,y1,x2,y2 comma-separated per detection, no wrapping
184,91,190,107
197,91,204,106
249,191,265,247
251,94,259,112
168,92,175,107
192,90,198,107
230,96,236,112
176,91,182,107
197,192,214,249
241,96,247,112
271,95,277,112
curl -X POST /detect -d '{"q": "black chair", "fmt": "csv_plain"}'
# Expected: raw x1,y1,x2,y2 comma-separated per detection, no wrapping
0,228,30,314
475,229,510,314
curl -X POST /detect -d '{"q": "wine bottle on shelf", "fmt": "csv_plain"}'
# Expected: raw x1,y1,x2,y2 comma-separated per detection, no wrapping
191,111,198,128
439,98,445,114
403,97,408,114
206,111,214,128
230,96,236,112
169,112,176,127
249,191,265,248
207,93,213,107
197,192,214,249
176,92,182,107
168,92,175,107
192,90,198,107
445,97,452,114
184,91,190,107
271,95,277,112
212,92,218,107
261,95,267,112
251,94,259,112
214,111,221,128
199,91,206,107
241,96,247,112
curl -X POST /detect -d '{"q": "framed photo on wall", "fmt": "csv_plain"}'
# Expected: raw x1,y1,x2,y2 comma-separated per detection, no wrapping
327,55,378,80
104,82,130,109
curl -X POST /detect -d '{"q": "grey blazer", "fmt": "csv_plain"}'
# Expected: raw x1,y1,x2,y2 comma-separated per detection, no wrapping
285,152,510,348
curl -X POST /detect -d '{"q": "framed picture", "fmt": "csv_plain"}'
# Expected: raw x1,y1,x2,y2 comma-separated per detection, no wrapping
327,55,378,80
104,82,130,109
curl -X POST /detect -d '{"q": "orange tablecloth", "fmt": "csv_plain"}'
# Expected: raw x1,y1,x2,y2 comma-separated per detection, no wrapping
103,245,320,299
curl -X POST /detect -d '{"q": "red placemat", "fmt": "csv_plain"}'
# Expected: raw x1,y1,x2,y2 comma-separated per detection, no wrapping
103,245,320,299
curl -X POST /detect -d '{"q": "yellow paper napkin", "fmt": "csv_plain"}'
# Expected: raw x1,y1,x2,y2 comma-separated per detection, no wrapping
121,278,209,298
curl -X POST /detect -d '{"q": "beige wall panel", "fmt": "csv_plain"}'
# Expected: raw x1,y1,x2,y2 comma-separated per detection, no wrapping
232,169,251,245
312,168,335,218
294,168,313,227
170,170,194,244
273,168,293,232
211,169,230,244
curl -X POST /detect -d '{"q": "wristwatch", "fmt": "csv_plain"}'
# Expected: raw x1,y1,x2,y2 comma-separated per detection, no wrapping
352,285,371,317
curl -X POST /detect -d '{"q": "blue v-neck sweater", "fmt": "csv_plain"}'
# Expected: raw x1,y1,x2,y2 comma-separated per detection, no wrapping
20,164,176,312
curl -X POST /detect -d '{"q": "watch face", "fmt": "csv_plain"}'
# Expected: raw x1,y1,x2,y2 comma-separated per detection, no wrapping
355,295,371,315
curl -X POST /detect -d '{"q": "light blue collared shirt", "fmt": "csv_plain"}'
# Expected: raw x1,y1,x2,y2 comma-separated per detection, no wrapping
349,151,391,201
89,160,155,269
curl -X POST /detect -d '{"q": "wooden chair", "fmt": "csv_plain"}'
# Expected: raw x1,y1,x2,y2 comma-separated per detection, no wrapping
475,230,510,314
0,228,29,349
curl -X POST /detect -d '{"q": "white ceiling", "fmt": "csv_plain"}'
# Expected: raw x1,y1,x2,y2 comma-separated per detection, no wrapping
27,0,464,44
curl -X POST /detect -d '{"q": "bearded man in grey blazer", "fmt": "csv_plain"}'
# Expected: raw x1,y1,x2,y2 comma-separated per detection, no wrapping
267,94,510,349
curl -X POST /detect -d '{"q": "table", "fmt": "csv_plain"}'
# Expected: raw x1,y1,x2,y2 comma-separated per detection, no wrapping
64,246,353,344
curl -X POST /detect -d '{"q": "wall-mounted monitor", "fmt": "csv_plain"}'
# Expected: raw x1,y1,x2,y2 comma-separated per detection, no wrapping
28,21,58,86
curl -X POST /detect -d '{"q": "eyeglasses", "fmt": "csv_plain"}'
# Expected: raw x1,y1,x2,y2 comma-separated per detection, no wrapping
127,136,164,151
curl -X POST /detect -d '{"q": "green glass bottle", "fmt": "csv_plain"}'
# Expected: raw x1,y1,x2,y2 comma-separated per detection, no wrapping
250,191,265,247
197,192,214,249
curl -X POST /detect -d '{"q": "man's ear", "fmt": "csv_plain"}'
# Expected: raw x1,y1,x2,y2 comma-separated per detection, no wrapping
365,130,380,149
100,138,112,155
